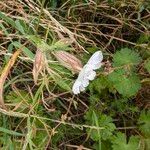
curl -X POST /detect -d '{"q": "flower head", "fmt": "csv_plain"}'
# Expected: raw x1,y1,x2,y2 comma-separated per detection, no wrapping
72,51,103,94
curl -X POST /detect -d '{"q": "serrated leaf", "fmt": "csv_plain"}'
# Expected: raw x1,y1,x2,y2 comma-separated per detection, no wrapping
85,110,116,141
108,69,141,97
113,48,141,67
138,111,150,137
89,76,110,93
112,132,140,150
144,59,150,73
89,76,114,96
93,140,112,150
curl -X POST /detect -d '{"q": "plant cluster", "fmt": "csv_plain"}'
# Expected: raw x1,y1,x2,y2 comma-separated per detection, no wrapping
0,0,150,149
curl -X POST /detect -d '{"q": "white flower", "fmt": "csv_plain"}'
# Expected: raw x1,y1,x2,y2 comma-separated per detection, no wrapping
72,51,103,94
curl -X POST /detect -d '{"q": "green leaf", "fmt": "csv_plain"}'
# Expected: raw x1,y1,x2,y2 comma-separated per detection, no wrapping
26,35,50,52
137,33,150,44
89,76,111,94
144,138,150,150
112,133,140,150
6,90,32,104
0,22,9,36
109,48,142,97
0,127,24,136
138,111,150,137
15,20,25,34
108,69,141,97
33,130,48,149
49,0,57,9
144,59,150,73
111,98,138,113
49,40,73,52
0,11,16,28
12,41,34,59
92,111,101,141
93,140,112,150
0,12,27,35
56,79,71,91
113,48,141,68
85,110,116,141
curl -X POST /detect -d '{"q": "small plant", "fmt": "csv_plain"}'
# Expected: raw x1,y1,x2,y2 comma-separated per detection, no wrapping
108,48,141,97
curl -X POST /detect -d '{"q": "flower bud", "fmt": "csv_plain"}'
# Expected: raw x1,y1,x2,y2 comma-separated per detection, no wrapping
33,49,45,84
53,51,83,73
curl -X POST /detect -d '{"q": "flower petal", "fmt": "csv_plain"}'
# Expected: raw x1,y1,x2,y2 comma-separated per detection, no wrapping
72,51,103,94
86,70,96,80
79,85,85,91
82,79,89,87
72,80,81,94
87,51,103,70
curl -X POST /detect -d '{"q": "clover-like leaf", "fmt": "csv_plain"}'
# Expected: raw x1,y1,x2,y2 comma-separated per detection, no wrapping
85,110,116,141
112,132,140,150
108,69,141,97
113,48,141,68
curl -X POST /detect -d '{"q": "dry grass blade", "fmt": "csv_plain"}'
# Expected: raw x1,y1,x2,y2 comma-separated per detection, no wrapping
0,49,21,109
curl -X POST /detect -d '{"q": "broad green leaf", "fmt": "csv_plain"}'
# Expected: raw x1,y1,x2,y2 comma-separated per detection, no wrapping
113,48,141,68
108,69,141,97
138,111,150,137
85,110,116,141
89,76,114,95
112,133,140,150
